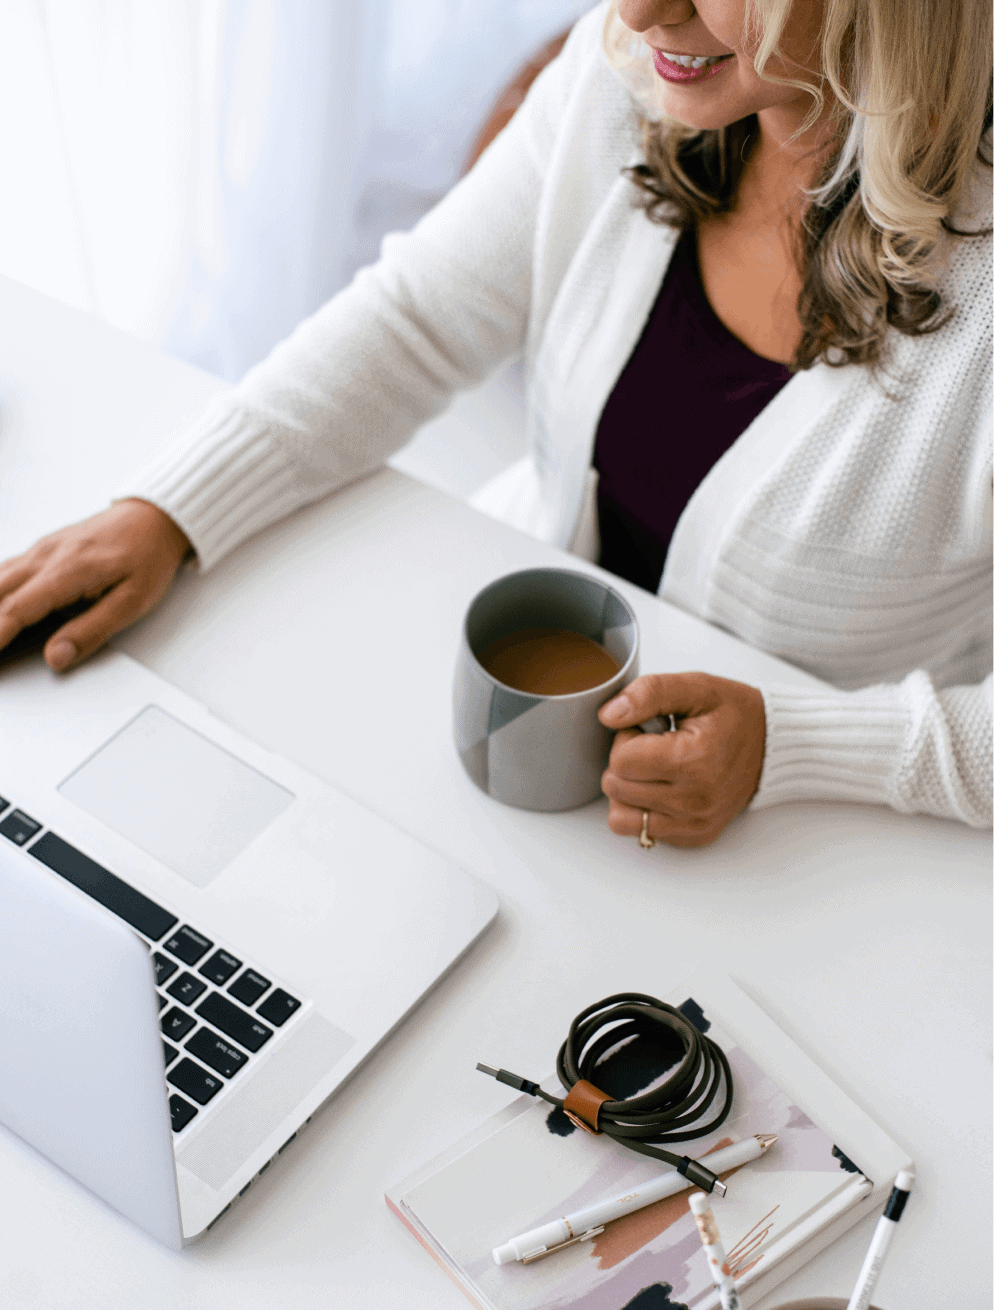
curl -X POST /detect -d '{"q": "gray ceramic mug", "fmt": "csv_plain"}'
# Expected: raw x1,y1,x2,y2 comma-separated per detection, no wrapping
453,567,639,811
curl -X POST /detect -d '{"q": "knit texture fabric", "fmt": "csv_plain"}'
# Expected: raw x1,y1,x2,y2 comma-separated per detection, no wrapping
122,4,992,828
756,674,993,825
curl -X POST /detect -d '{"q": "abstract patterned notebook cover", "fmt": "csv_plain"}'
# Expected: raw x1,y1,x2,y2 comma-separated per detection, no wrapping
387,995,875,1310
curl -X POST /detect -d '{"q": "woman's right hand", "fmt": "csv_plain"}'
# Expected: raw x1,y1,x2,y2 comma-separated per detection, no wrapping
0,499,192,671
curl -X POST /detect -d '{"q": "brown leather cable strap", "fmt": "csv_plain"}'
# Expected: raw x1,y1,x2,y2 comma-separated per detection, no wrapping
562,1079,611,1133
551,992,734,1168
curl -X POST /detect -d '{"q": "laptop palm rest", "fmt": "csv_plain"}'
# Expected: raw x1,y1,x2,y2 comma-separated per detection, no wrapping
177,1012,354,1193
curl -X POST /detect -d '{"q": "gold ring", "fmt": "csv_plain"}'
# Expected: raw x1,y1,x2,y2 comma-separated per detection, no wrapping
638,811,655,849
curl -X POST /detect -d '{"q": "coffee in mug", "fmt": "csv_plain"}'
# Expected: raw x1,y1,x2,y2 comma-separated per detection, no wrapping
453,568,639,811
475,627,621,696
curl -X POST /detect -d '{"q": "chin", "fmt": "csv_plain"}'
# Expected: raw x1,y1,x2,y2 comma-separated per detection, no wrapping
654,81,758,133
659,103,749,132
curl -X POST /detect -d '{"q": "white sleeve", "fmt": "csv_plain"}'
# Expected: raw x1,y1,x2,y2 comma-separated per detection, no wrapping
752,671,993,828
120,11,604,570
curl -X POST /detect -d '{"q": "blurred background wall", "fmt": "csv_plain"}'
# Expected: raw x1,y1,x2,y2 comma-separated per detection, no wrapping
0,1,590,382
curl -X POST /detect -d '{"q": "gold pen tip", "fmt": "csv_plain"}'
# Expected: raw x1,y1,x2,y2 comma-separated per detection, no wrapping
756,1133,778,1149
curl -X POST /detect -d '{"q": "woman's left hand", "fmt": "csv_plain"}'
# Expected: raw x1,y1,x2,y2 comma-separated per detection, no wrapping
598,672,766,848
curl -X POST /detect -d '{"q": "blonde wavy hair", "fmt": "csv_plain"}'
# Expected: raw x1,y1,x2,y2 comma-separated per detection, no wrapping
603,0,993,370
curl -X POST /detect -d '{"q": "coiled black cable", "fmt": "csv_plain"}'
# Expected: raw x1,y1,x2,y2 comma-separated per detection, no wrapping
478,992,734,1194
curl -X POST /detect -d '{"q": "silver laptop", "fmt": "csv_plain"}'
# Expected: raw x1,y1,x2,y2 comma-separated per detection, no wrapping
0,648,497,1247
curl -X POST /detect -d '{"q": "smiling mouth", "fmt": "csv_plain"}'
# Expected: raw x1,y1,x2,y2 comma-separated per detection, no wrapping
658,50,732,69
651,49,734,83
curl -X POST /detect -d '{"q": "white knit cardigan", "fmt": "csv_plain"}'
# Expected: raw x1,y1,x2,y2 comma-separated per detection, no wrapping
126,5,993,827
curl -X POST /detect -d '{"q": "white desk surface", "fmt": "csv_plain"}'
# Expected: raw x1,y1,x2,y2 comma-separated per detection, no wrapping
0,276,990,1310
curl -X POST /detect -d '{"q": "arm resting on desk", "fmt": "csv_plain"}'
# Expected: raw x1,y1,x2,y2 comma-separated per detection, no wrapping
753,671,993,828
592,668,991,841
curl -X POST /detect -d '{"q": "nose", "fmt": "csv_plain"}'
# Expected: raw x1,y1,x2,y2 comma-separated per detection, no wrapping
617,0,696,33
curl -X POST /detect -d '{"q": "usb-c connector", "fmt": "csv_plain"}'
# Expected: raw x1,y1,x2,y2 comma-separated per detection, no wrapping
676,1156,725,1195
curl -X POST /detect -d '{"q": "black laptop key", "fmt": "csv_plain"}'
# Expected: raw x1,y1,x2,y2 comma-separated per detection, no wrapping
168,1058,224,1106
153,953,178,986
0,809,42,846
28,832,179,940
228,969,270,1006
161,1007,196,1042
167,972,208,1006
158,994,168,1010
169,1094,198,1132
257,988,301,1027
0,795,9,813
163,925,213,966
199,949,241,986
196,993,273,1053
163,1042,179,1066
186,1027,248,1078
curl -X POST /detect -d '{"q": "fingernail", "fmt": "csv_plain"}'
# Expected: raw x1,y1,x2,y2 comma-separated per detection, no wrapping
602,693,632,724
48,639,78,671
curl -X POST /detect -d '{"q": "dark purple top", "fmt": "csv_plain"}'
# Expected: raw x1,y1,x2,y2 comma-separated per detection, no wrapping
593,228,792,593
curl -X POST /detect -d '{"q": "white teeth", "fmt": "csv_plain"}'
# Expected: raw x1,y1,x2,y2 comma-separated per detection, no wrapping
662,51,725,69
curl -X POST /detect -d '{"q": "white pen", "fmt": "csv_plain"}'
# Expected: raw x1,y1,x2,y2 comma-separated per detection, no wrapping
845,1170,915,1310
690,1191,741,1310
492,1132,777,1265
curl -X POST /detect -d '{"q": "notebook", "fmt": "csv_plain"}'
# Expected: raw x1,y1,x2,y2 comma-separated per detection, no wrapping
387,974,911,1309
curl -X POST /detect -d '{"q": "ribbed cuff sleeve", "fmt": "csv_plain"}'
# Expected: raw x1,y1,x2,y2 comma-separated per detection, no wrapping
752,682,909,811
117,397,303,572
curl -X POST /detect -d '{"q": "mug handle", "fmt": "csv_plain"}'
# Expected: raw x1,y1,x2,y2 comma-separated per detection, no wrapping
638,714,679,735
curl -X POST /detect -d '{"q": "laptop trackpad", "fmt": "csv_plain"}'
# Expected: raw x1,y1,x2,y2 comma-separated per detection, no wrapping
58,705,294,888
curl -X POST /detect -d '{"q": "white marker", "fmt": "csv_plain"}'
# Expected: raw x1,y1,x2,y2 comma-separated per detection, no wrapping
846,1170,915,1310
492,1133,777,1265
690,1191,741,1310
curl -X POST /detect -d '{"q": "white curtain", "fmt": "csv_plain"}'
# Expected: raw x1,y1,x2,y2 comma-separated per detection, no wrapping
0,1,590,380
354,0,592,269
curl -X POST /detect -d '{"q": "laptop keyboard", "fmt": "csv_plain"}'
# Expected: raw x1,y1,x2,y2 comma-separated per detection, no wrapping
0,796,303,1136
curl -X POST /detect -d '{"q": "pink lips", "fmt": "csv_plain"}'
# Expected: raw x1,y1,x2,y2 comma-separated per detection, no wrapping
651,49,732,84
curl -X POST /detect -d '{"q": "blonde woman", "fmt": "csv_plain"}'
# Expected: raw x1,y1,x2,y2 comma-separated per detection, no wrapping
0,0,990,845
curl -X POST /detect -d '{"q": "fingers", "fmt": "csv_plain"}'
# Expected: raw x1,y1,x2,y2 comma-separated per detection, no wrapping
0,556,35,601
0,560,112,652
601,769,711,816
0,501,192,670
599,672,767,848
599,672,715,730
606,723,709,782
43,583,148,670
603,732,678,797
606,797,722,849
